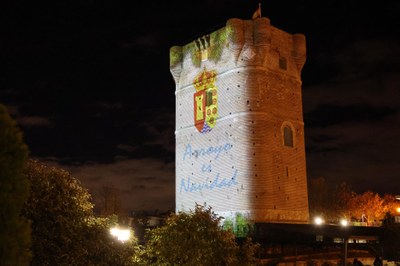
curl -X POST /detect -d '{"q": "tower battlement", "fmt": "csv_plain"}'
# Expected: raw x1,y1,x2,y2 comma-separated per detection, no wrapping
170,18,306,88
171,17,309,224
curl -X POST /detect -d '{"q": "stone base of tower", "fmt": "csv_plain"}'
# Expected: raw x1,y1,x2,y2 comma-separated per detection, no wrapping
253,209,309,224
216,209,309,225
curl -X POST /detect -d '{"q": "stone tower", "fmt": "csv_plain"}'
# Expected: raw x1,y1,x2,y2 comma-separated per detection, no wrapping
170,17,309,223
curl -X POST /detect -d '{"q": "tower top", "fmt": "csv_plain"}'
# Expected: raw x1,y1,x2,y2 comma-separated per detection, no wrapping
170,17,306,89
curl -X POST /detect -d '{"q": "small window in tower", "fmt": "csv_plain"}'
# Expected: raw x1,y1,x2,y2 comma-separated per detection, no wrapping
283,126,293,147
279,57,287,70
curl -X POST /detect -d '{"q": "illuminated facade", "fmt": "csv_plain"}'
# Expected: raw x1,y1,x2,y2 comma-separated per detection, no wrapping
170,17,309,223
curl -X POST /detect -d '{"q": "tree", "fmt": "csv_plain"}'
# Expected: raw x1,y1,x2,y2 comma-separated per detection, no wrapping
83,216,142,266
308,177,335,220
309,177,399,226
382,194,399,216
347,191,385,225
23,160,140,265
142,204,260,266
23,159,93,265
0,104,31,265
333,182,355,220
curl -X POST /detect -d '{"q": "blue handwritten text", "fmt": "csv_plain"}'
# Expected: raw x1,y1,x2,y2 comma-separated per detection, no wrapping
182,143,232,161
180,170,238,193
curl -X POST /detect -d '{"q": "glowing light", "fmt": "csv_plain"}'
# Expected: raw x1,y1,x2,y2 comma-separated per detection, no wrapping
340,219,348,226
314,217,324,225
110,227,131,242
397,207,400,213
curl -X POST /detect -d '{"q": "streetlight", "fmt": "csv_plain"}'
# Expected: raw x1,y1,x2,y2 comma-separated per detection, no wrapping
314,217,324,225
110,227,131,242
339,219,350,264
395,196,400,223
340,219,348,227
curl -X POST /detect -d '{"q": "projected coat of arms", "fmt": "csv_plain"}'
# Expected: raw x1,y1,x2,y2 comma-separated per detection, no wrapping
193,68,218,133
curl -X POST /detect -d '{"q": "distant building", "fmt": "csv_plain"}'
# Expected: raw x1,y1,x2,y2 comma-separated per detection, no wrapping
170,17,309,224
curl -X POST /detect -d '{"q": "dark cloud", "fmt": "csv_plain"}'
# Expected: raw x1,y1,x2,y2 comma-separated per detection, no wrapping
301,5,400,194
42,158,175,214
305,104,397,128
116,144,138,153
17,116,51,127
305,109,400,194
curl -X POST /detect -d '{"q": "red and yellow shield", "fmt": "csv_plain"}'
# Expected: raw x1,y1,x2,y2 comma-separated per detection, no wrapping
193,68,218,133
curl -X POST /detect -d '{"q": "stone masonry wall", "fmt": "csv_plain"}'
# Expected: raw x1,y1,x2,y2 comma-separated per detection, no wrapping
171,17,309,223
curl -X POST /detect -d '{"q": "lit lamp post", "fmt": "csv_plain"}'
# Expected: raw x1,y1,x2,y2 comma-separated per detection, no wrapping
340,219,348,227
314,216,324,225
395,195,400,223
110,227,131,242
340,219,349,265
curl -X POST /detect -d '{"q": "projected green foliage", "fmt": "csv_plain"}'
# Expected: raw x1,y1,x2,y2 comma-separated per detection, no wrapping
170,46,182,68
223,213,254,238
184,42,201,68
172,25,230,68
208,27,228,63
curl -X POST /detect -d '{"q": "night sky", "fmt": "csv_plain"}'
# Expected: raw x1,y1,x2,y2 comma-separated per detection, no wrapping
2,0,400,214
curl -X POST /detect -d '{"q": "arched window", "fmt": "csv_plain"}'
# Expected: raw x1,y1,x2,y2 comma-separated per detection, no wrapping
283,126,293,147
